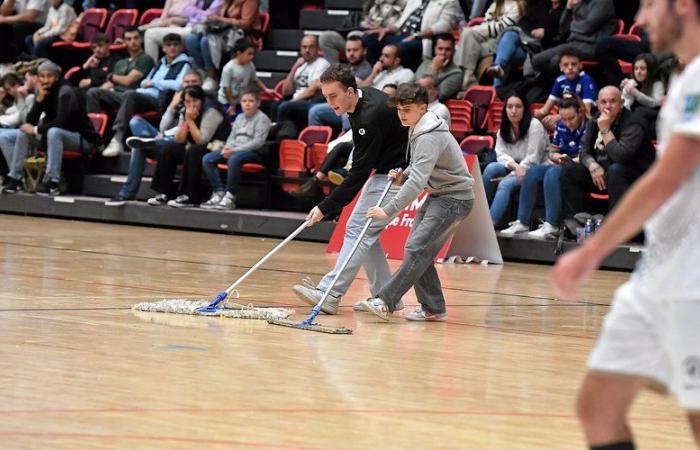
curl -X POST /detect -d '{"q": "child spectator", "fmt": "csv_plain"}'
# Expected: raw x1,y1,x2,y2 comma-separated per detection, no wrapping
201,89,271,209
217,39,272,115
482,91,549,226
500,95,586,238
535,47,597,130
25,0,76,59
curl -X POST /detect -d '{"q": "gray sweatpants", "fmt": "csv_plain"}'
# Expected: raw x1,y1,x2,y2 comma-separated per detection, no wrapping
317,174,399,299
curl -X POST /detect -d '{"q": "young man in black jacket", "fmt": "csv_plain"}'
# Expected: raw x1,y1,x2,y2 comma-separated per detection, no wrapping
293,64,408,315
6,60,101,196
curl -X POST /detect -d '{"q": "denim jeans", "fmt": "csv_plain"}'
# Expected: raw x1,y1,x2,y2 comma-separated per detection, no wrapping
276,99,316,123
0,128,19,177
377,196,474,314
43,128,94,182
185,33,214,71
317,175,400,299
482,162,521,225
307,103,351,131
117,117,171,198
516,164,563,227
129,116,159,138
202,149,261,195
493,30,527,87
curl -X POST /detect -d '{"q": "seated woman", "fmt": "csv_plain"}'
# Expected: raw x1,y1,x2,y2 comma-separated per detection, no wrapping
147,85,227,207
486,0,564,87
499,95,586,238
621,53,666,136
185,0,260,90
200,89,271,210
482,91,549,227
453,0,526,88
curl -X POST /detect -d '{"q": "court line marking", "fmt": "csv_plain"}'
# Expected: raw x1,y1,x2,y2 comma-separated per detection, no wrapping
0,431,322,449
0,407,684,423
0,240,608,307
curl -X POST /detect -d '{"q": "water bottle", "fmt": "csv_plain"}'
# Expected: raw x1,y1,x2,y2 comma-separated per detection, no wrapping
595,218,603,232
584,219,594,240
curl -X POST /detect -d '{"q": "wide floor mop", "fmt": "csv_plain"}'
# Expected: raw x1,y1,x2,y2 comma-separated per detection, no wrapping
268,176,396,334
132,221,313,321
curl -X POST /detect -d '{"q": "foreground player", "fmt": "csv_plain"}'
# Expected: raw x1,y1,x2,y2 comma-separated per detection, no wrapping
552,0,700,447
361,83,474,322
292,64,408,314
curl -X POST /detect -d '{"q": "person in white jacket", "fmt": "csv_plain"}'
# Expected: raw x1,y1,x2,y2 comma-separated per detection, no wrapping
0,71,36,190
26,0,75,58
481,91,549,225
363,0,462,71
454,0,526,88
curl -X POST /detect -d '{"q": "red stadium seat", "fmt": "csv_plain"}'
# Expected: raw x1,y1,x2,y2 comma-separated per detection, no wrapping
107,9,138,51
51,8,107,50
278,139,307,192
307,143,328,173
139,8,163,26
459,135,494,155
486,101,505,134
463,85,496,131
298,126,333,146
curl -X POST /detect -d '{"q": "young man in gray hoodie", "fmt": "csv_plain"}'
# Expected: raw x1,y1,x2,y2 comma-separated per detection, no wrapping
362,83,474,322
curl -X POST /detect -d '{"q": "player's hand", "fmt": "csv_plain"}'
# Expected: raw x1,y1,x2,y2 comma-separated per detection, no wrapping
366,206,388,220
388,168,403,185
306,206,324,225
551,246,600,300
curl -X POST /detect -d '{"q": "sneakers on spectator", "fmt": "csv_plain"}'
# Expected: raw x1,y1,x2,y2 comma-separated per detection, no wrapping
126,136,157,150
215,192,236,210
292,284,339,315
102,138,124,157
404,307,447,322
104,193,133,206
499,220,529,237
2,176,23,193
486,64,505,79
35,180,60,196
202,77,218,91
360,298,391,321
528,222,559,240
327,169,347,186
353,297,404,312
290,177,320,198
167,194,194,208
200,191,224,209
147,193,168,206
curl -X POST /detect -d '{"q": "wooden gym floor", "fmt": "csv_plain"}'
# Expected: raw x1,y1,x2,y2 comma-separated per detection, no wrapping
0,215,693,449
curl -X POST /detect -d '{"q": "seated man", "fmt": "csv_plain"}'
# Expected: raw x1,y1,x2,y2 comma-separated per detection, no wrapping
276,35,330,127
415,33,463,102
103,33,191,157
6,61,102,196
531,0,617,79
67,33,120,90
358,44,415,90
85,27,155,116
307,35,373,131
0,0,48,62
418,75,451,126
0,70,36,189
560,86,656,219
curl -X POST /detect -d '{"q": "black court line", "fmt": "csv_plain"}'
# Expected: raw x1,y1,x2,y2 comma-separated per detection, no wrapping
0,240,607,307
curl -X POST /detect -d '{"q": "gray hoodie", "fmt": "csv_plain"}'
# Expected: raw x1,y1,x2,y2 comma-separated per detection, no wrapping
383,111,474,217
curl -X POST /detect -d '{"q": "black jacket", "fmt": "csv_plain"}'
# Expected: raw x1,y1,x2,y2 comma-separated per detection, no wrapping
26,83,102,149
518,0,564,49
317,87,408,215
68,53,120,88
579,108,655,173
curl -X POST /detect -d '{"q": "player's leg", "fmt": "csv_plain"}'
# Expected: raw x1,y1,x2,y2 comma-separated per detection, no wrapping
689,414,700,446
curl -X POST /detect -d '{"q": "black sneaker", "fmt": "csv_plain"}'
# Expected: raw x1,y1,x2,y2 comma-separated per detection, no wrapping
289,177,321,198
36,180,60,196
2,176,23,193
104,193,133,206
126,136,157,150
147,193,168,206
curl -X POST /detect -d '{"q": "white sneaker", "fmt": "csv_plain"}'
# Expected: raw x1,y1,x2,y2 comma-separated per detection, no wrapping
202,77,218,91
527,222,559,240
147,193,168,206
200,191,224,209
215,191,236,210
167,194,193,208
499,220,529,237
102,138,124,157
353,297,404,312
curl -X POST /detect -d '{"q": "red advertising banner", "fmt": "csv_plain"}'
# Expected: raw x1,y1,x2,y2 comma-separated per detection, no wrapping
327,155,479,263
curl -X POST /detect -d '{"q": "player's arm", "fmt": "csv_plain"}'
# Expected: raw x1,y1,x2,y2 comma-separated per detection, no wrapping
552,134,700,298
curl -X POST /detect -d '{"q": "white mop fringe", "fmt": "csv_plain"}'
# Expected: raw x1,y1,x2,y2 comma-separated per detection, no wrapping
132,299,294,320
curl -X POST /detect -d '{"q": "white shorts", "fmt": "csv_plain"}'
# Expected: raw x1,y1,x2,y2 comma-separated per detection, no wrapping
588,281,700,411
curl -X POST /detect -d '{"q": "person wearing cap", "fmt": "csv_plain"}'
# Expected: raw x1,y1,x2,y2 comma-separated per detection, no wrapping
3,60,102,196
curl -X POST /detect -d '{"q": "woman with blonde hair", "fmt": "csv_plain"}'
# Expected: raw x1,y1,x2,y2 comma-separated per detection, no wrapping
453,0,527,88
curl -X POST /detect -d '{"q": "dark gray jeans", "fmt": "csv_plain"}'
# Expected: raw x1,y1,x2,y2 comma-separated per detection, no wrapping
378,195,474,314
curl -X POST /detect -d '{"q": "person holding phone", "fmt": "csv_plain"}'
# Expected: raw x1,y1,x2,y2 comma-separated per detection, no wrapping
500,95,587,239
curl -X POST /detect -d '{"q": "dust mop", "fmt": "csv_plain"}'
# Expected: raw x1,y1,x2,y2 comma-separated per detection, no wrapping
132,220,312,320
268,175,397,334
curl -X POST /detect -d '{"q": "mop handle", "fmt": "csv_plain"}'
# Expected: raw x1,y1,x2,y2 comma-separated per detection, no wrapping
314,174,397,310
224,219,311,295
